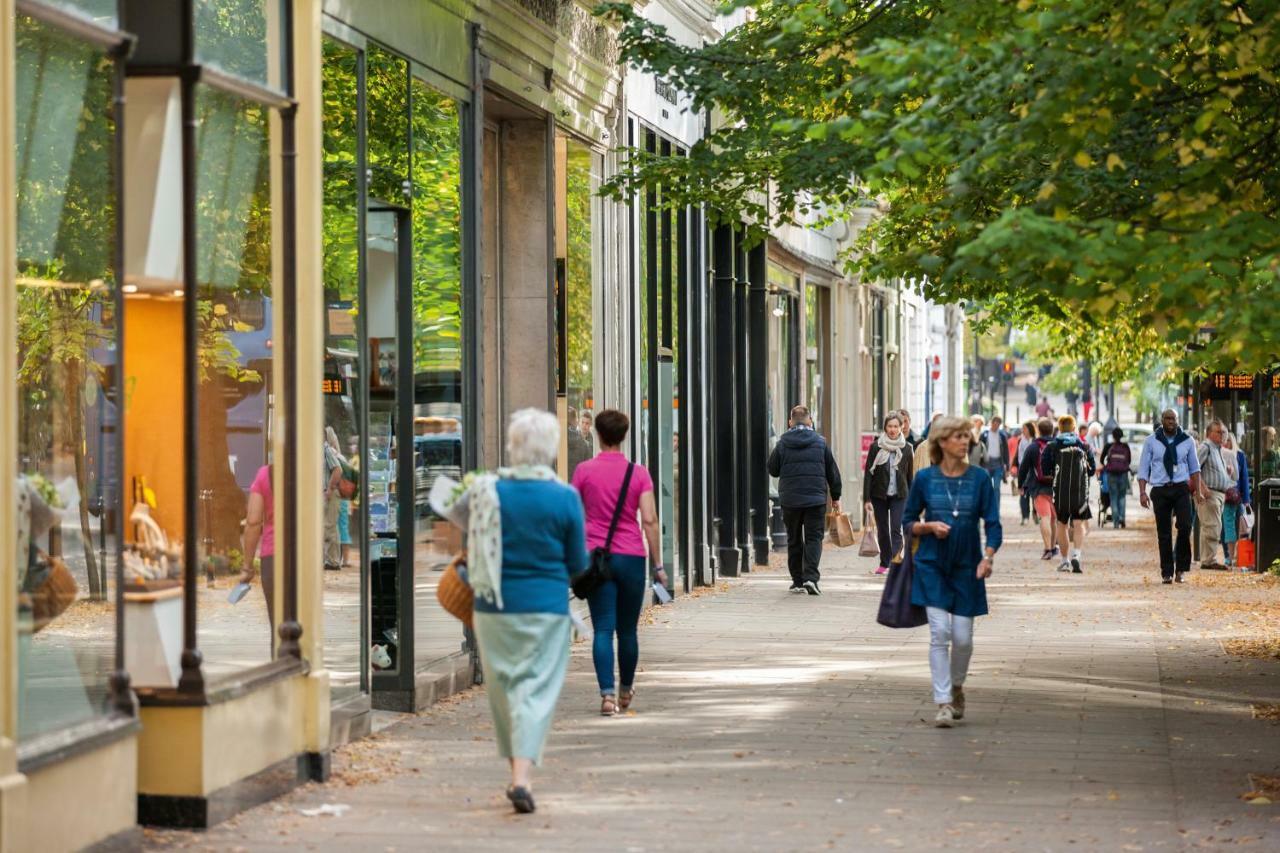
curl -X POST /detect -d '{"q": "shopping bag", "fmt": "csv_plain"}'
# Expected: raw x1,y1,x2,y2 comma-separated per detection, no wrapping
1237,538,1256,570
1240,504,1255,538
877,535,927,628
828,511,856,548
857,520,879,557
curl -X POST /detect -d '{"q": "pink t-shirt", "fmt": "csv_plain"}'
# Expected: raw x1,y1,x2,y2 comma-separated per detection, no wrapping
250,465,275,558
571,452,654,558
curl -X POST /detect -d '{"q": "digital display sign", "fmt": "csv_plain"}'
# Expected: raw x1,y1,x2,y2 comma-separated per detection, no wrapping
322,377,345,396
1209,373,1254,391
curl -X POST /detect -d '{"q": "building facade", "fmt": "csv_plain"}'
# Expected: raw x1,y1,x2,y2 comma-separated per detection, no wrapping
0,1,966,849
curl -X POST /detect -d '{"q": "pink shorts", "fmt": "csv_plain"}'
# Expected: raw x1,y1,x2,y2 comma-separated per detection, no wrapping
1034,494,1053,519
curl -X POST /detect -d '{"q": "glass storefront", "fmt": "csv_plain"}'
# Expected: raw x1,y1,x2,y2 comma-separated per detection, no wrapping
14,12,120,739
193,87,276,675
766,262,800,492
320,31,469,706
557,134,600,480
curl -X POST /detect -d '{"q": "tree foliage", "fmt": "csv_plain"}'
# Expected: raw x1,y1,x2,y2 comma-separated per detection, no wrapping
600,0,1280,374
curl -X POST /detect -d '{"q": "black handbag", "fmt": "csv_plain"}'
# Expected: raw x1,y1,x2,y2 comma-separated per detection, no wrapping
572,462,635,600
876,534,928,629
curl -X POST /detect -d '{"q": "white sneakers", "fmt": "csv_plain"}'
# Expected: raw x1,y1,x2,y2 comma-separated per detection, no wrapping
934,704,956,727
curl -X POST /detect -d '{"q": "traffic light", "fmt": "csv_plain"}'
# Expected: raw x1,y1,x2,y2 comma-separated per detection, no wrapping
1002,360,1014,384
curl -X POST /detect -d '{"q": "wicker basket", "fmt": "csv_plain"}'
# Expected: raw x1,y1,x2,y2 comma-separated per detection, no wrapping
436,551,473,627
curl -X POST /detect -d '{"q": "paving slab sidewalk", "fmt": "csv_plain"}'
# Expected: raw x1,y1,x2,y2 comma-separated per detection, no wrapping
147,502,1280,852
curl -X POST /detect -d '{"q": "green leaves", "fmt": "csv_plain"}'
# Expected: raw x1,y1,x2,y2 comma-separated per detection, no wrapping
601,0,1280,375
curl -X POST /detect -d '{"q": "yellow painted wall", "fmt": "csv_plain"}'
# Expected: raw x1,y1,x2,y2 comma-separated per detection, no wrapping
122,296,186,542
24,735,137,852
137,675,304,797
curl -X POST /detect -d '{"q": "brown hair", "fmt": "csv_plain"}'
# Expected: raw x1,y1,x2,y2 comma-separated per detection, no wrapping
928,416,973,466
594,409,630,447
790,405,811,424
1036,417,1054,437
1057,414,1077,433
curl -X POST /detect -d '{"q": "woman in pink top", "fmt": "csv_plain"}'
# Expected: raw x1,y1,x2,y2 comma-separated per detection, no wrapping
570,410,665,716
240,465,277,633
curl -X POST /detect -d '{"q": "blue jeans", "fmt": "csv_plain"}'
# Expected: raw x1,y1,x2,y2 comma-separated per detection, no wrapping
586,554,647,695
984,463,1004,509
1106,472,1128,525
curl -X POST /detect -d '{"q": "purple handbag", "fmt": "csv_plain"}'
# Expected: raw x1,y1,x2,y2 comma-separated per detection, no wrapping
876,534,928,629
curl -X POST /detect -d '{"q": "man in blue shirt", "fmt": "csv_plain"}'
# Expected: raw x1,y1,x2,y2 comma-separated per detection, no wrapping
1138,409,1203,583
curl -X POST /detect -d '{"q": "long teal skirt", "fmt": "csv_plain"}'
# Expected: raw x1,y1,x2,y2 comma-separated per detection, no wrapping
473,611,571,764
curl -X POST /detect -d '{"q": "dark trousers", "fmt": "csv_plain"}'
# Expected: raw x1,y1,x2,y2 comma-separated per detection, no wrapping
1019,490,1031,521
586,554,647,694
783,504,827,584
870,496,905,568
1151,484,1193,578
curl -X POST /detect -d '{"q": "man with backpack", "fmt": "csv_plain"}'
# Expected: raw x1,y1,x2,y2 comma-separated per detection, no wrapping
1018,417,1060,561
1044,414,1097,573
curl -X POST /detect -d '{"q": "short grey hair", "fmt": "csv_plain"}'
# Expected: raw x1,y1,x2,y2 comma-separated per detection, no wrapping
506,408,561,468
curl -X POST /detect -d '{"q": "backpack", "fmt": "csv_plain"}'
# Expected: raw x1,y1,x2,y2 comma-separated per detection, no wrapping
1104,443,1130,474
1033,438,1053,485
1053,442,1091,515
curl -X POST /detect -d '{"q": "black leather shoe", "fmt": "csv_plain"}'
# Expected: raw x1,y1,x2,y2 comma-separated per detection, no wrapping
507,785,536,814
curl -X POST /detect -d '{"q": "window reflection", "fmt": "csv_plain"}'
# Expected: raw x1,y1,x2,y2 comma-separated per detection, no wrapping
14,15,119,740
555,136,597,480
194,0,281,87
321,37,365,705
191,87,276,675
410,79,465,669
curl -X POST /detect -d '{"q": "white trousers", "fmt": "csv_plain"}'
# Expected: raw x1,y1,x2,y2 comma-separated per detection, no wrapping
927,607,975,704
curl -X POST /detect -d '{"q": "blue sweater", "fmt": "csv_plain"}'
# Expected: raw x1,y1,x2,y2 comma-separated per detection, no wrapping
473,479,587,615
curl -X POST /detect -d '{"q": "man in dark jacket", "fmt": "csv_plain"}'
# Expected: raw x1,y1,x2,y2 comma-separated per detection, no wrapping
766,405,843,595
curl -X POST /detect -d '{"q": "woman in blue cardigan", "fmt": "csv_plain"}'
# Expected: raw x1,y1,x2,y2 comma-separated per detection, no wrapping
465,409,587,814
903,416,1003,728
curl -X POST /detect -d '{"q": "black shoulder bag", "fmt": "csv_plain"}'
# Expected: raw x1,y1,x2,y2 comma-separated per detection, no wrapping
572,462,635,600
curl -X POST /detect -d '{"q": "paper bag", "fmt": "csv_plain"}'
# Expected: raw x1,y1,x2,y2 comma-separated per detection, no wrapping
857,521,879,557
826,511,855,548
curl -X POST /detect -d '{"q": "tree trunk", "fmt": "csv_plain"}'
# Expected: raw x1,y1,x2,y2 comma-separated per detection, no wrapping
67,356,104,600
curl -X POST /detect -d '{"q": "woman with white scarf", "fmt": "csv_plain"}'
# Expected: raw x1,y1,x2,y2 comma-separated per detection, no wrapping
465,408,586,814
862,413,915,574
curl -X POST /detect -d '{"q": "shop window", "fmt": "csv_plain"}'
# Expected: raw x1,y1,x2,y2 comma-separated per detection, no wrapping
556,135,599,480
366,44,410,208
409,78,465,669
190,86,276,674
42,0,118,25
14,14,120,740
320,36,365,704
194,0,285,88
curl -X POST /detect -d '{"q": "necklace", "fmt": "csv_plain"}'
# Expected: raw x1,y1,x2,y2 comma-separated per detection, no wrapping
943,479,962,518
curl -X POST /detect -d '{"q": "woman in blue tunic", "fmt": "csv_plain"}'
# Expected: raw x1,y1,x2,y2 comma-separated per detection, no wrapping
903,416,1003,728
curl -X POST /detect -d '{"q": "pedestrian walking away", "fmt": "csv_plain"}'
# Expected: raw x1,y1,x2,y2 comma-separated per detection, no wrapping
1102,426,1132,529
1017,418,1059,560
979,415,1011,512
1045,414,1096,574
1137,409,1202,583
1220,432,1248,567
862,412,915,575
1195,419,1233,570
903,416,1002,728
463,408,586,814
766,404,843,596
1016,420,1036,525
571,409,667,716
